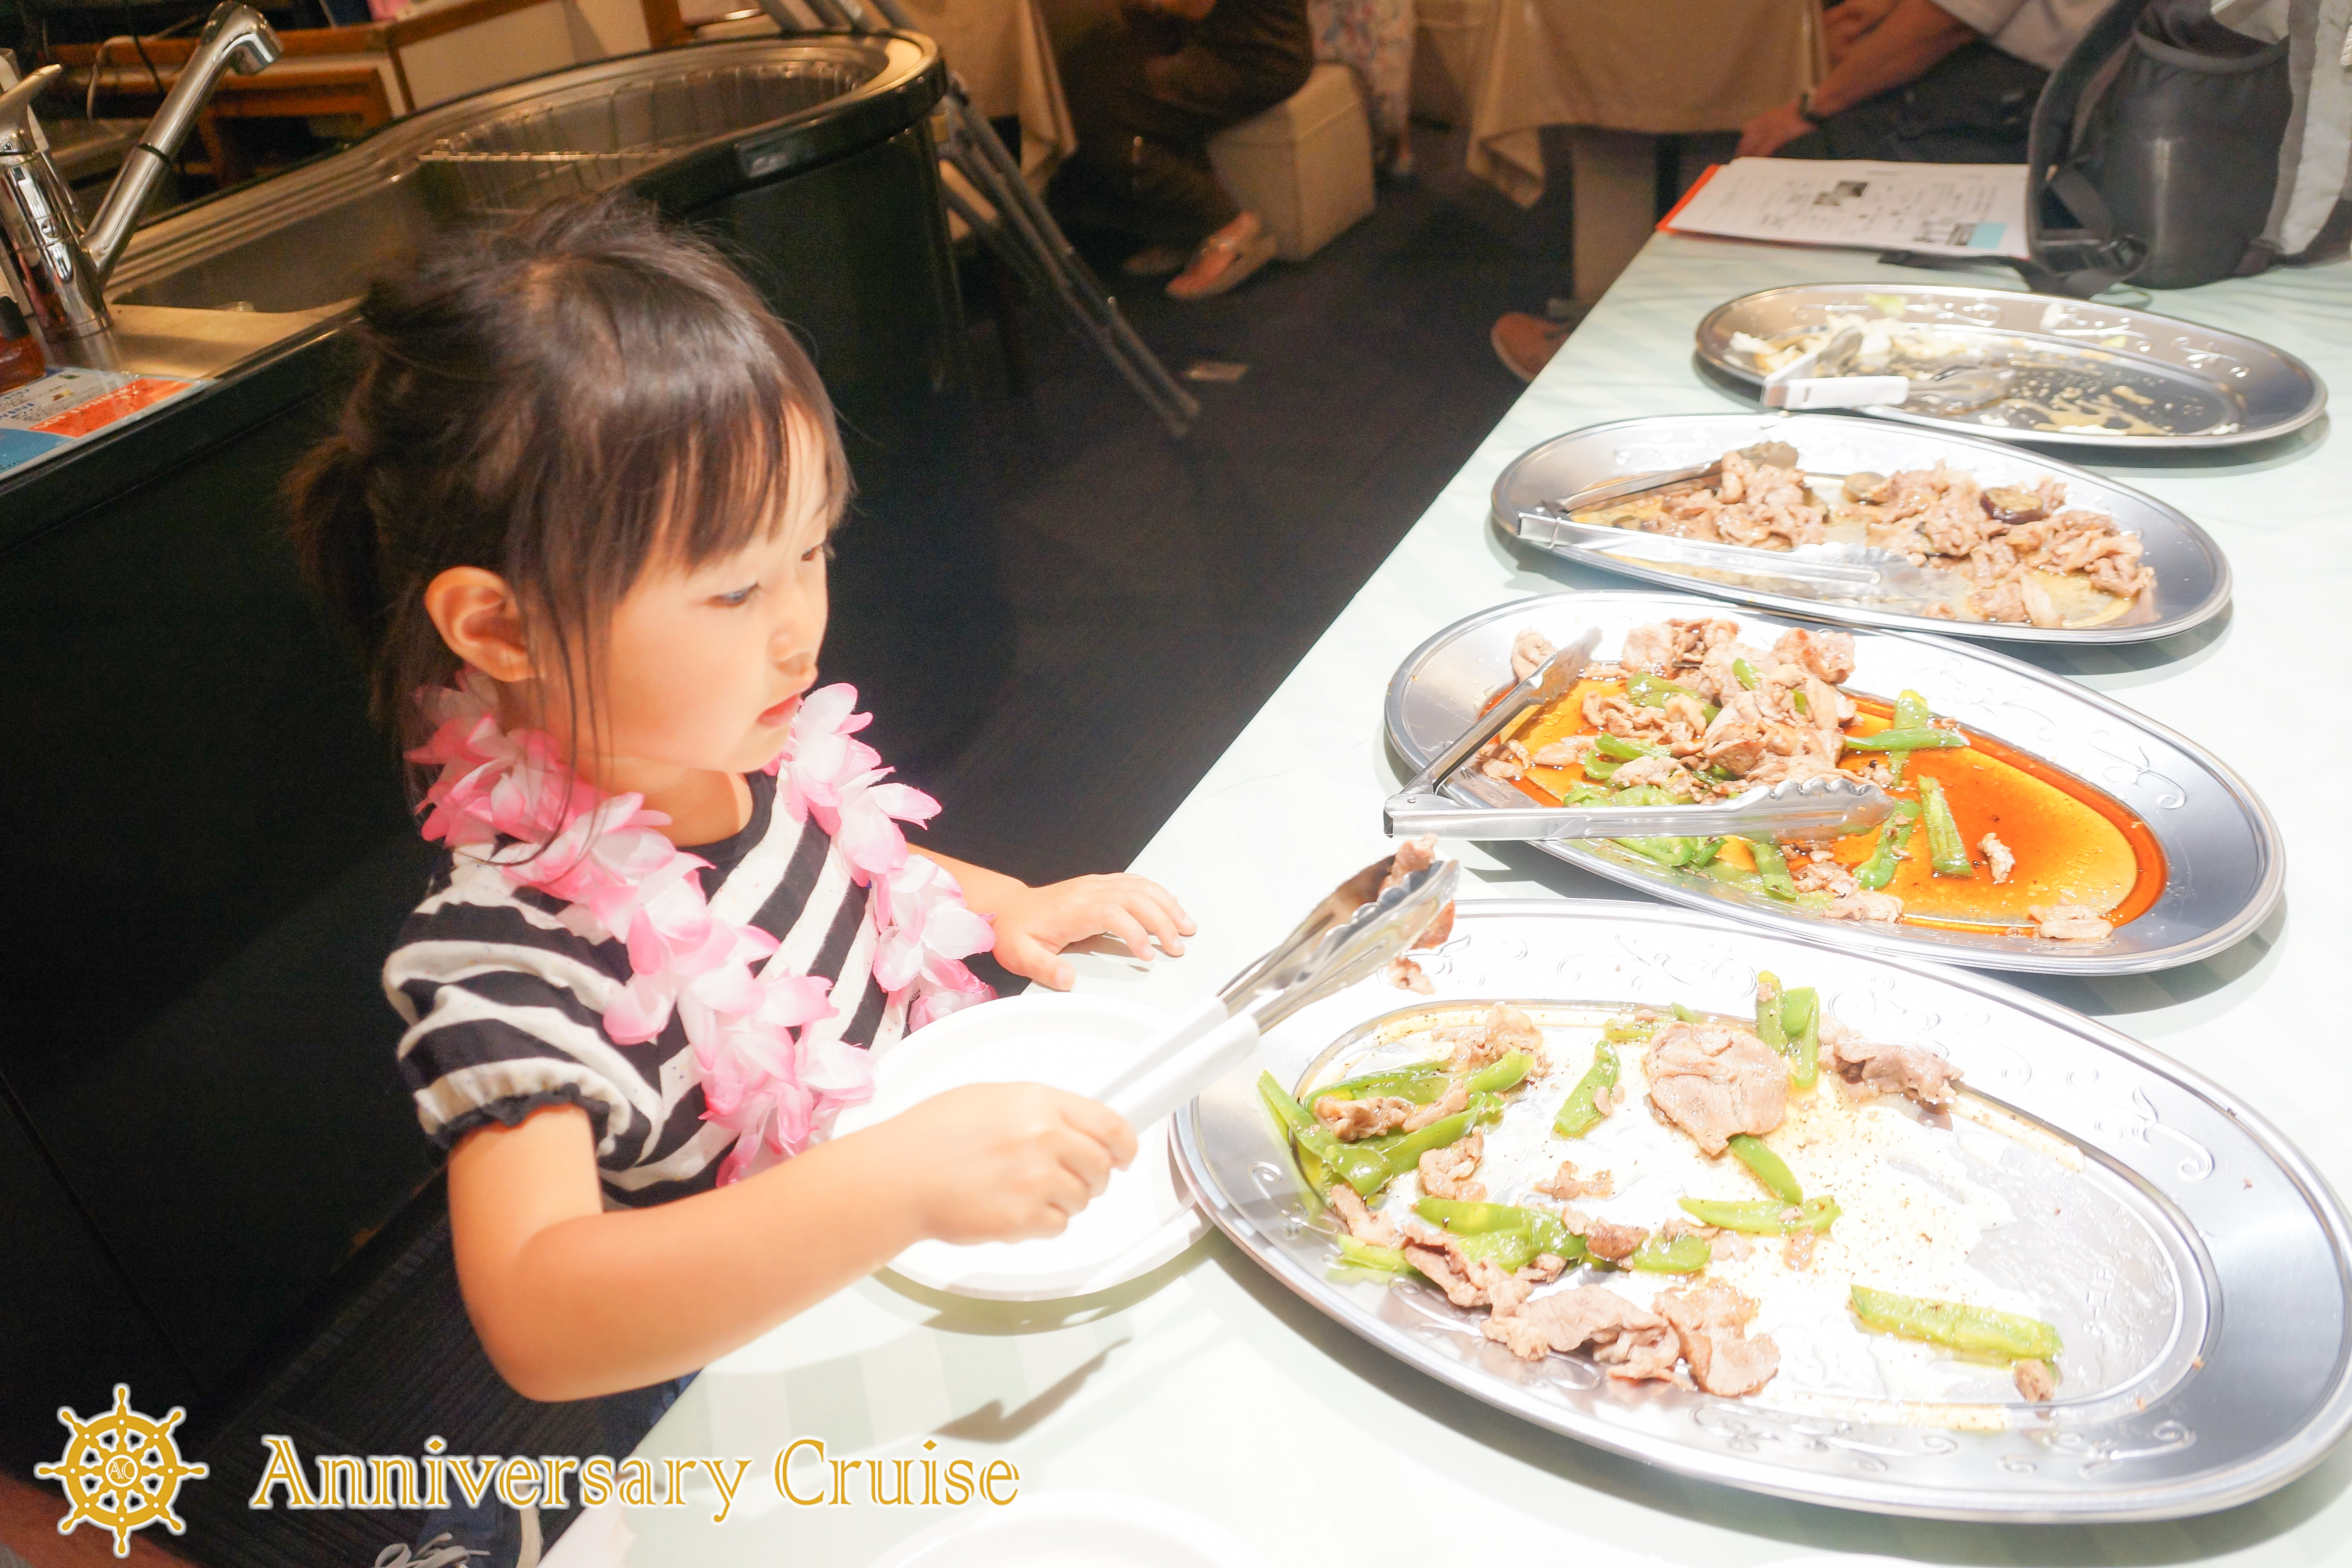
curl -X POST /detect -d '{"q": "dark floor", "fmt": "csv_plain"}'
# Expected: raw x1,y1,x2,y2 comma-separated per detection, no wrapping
164,120,1599,1568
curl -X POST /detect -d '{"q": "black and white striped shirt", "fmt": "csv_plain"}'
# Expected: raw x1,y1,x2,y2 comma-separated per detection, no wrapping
383,770,906,1205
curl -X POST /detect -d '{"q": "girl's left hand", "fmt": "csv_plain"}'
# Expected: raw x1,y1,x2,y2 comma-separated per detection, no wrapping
990,874,1196,990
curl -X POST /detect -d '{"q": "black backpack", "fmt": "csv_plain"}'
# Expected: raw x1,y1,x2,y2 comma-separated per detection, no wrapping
2020,0,2294,295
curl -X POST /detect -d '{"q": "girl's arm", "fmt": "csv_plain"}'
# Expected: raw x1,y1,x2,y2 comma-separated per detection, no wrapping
913,850,1196,991
449,1085,1133,1401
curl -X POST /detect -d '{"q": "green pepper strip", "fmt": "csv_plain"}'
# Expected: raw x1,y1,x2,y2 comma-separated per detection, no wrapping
1780,985,1820,1091
1335,1235,1413,1274
1594,732,1670,761
1581,755,1623,782
1886,690,1932,783
1354,1093,1506,1186
1627,673,1720,722
1839,727,1970,752
1733,657,1759,690
1740,836,1798,898
1854,800,1922,890
1671,1002,1702,1023
1625,1233,1712,1273
1601,1016,1661,1044
1918,775,1974,877
1552,1040,1620,1138
1679,1197,1842,1234
1463,1051,1534,1095
1849,1286,2062,1361
1305,1063,1451,1106
1791,688,1810,717
1415,1199,1589,1266
1753,971,1787,1055
1726,1132,1802,1203
1259,1073,1392,1196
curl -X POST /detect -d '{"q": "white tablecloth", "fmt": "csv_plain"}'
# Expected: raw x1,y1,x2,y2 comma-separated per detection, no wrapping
550,238,2352,1567
1467,0,1824,205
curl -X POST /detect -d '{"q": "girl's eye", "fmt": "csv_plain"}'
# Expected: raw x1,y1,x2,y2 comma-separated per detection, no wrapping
714,584,761,607
801,539,835,564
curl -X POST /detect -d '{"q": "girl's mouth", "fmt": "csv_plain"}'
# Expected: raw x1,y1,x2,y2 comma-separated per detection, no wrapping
758,695,803,728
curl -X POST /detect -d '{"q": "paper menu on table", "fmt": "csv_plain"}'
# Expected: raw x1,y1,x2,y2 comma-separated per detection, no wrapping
1661,158,2033,260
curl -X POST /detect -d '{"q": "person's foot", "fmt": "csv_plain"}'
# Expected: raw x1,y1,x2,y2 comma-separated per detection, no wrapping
1491,311,1573,382
1122,243,1188,277
1166,212,1276,301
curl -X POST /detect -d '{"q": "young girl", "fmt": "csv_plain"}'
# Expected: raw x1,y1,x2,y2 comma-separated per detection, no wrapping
290,195,1192,1545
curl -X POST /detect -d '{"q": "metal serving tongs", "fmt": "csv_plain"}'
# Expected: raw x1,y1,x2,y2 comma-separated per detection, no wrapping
1093,851,1460,1131
1381,638,1895,843
1512,439,1955,601
1761,324,2015,414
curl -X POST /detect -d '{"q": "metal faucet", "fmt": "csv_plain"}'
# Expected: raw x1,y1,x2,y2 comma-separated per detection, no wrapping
0,3,281,341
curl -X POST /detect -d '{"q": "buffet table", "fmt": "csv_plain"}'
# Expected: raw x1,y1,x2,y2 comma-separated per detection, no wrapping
549,238,2351,1565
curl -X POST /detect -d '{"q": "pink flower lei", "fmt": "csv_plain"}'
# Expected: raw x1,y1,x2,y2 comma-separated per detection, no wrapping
408,673,995,1184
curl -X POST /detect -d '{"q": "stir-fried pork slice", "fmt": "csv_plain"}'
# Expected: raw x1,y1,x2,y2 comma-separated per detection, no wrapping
1621,617,1743,679
1532,736,1594,768
1691,640,1777,708
1708,451,1829,549
1383,955,1435,993
1824,1018,1962,1105
1441,1003,1543,1070
1644,1020,1789,1155
1657,1280,1781,1397
1314,1094,1417,1140
1825,889,1905,923
1418,1131,1487,1201
1512,628,1557,682
1968,577,2032,624
1771,627,1857,685
1609,753,1704,797
2013,1358,2058,1401
1401,1083,1470,1133
1381,835,1436,893
1556,1207,1648,1261
1535,1160,1615,1200
1327,1183,1399,1247
1399,1233,1485,1308
1792,855,1860,898
1481,1287,1681,1376
1979,832,2015,884
1583,691,1709,755
2031,903,2114,941
1477,737,1531,780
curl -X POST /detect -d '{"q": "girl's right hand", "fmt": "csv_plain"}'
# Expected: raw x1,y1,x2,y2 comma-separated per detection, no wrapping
879,1084,1138,1245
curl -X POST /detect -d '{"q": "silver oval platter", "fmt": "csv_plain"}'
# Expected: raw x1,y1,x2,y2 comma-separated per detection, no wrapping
1385,592,2280,975
1174,899,2352,1521
1488,413,2229,644
1693,283,2326,449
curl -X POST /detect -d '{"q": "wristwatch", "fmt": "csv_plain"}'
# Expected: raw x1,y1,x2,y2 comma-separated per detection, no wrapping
1797,89,1829,125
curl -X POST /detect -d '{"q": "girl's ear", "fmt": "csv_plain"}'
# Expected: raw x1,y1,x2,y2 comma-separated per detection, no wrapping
424,567,533,682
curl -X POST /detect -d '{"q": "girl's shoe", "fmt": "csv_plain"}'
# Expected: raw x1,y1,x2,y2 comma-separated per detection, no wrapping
1165,214,1276,301
1122,244,1189,277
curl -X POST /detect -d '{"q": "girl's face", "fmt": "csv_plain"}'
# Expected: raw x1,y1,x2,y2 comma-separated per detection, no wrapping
562,418,835,784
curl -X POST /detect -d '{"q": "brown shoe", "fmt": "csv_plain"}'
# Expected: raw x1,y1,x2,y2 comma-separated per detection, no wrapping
1167,213,1277,301
1491,311,1573,383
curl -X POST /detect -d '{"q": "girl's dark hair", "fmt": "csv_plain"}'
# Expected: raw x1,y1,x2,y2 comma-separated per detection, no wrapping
288,191,850,782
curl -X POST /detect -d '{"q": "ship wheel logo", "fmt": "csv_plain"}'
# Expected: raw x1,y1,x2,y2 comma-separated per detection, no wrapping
34,1385,207,1557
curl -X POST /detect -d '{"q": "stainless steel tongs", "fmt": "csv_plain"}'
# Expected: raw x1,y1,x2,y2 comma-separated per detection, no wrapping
1093,851,1460,1129
1381,639,1894,843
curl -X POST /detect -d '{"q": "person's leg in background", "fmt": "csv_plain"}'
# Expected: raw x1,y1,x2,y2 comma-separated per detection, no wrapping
1054,20,1297,298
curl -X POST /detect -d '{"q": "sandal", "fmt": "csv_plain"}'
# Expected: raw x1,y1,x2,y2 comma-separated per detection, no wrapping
1165,217,1277,301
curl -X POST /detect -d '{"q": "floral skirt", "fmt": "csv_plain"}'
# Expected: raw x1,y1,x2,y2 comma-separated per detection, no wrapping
1310,0,1417,174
